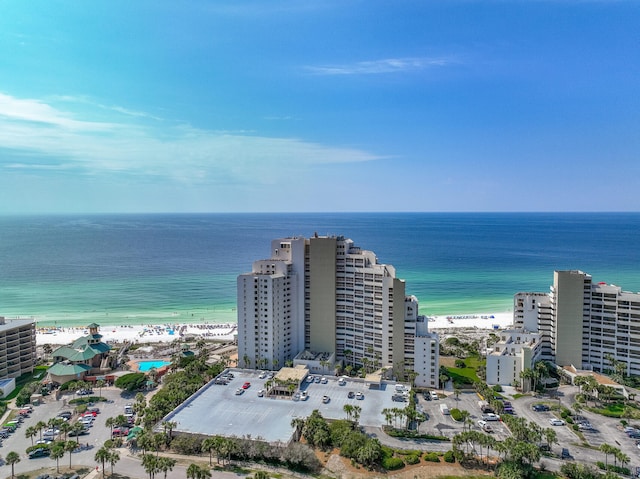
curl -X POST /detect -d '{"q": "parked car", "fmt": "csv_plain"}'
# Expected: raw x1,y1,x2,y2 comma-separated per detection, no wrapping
482,413,500,421
356,392,364,400
348,391,355,399
242,382,251,389
28,448,51,459
69,428,88,437
235,388,244,395
532,404,550,412
112,427,129,437
306,375,315,383
300,391,308,400
57,411,73,419
561,448,572,459
258,371,267,379
320,377,328,384
478,420,493,433
257,389,265,397
538,443,551,452
322,395,330,403
549,418,566,426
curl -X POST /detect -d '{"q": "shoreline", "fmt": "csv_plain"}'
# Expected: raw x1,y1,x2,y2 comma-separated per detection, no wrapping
34,311,513,347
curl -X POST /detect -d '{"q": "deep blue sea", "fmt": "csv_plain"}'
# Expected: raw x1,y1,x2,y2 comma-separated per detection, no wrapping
1,213,639,327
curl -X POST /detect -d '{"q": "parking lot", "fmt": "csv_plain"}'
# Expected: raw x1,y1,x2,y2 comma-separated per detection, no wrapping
416,390,511,441
0,387,146,475
166,368,405,443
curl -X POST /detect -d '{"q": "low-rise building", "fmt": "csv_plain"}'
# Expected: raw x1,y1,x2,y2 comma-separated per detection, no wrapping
47,323,112,384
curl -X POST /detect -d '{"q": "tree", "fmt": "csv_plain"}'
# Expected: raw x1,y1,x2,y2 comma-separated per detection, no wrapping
25,425,38,445
50,442,65,473
158,456,176,479
142,453,161,479
108,449,121,475
252,472,269,479
105,417,116,436
6,451,20,479
70,421,86,442
290,418,306,443
95,446,111,479
600,443,615,468
65,440,77,468
59,420,72,441
186,463,211,479
96,379,106,398
35,420,47,440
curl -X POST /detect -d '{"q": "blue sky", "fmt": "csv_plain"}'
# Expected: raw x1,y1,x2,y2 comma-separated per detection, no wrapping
0,1,638,213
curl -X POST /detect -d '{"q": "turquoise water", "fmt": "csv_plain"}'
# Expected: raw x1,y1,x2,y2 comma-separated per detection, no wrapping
1,213,640,326
138,360,171,372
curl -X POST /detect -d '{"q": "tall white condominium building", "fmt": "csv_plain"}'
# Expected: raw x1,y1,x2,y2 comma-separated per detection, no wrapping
237,235,439,387
0,316,37,379
512,270,640,377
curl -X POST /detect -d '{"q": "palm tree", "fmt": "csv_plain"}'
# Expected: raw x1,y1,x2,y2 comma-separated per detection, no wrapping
519,368,534,392
162,421,177,446
50,442,65,473
352,405,362,427
158,456,177,479
290,418,306,443
25,425,38,445
142,453,160,479
543,427,557,448
343,404,354,421
96,379,106,398
6,451,20,479
35,420,47,440
95,446,111,479
59,421,72,441
108,449,120,475
70,422,85,443
186,463,210,479
65,440,77,468
600,443,615,468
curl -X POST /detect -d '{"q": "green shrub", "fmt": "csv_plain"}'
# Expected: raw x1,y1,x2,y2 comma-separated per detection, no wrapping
492,384,503,392
450,408,462,421
382,456,404,470
404,454,420,465
443,450,455,463
424,452,440,462
115,372,147,391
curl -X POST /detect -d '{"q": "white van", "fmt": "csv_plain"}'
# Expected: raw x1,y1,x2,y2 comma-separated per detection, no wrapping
440,403,450,415
430,390,439,400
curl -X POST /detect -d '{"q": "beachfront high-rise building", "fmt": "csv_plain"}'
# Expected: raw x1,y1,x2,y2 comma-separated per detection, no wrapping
237,235,439,387
0,316,36,379
506,270,640,378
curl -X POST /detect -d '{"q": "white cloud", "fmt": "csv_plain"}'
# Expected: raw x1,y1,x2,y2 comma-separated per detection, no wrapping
0,92,382,185
305,56,456,75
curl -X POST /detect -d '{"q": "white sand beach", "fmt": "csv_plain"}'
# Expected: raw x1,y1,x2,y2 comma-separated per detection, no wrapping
35,311,513,347
36,322,237,346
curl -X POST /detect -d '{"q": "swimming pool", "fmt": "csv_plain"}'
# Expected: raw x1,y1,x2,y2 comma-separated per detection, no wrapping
137,360,171,372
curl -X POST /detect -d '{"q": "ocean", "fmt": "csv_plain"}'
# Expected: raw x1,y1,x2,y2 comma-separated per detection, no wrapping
1,213,639,327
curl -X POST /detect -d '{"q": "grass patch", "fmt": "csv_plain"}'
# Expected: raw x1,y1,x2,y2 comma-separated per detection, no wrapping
0,366,49,402
446,366,480,385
